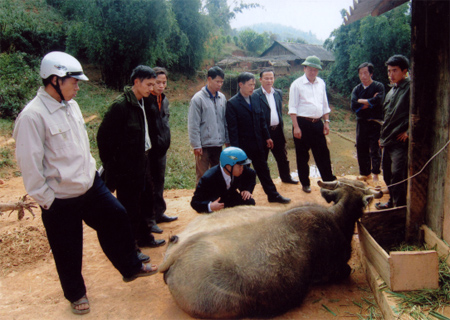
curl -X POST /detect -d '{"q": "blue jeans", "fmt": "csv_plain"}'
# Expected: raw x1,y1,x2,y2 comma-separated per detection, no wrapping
41,173,141,302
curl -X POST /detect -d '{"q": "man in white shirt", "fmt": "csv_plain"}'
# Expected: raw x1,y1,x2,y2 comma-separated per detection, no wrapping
13,52,157,315
252,68,298,185
288,56,337,193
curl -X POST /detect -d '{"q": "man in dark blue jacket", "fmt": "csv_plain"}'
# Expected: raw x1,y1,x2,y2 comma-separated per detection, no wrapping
351,62,385,183
226,72,290,204
253,68,298,185
191,147,256,213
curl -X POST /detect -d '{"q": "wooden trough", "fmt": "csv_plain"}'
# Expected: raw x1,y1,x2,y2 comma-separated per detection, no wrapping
357,206,450,319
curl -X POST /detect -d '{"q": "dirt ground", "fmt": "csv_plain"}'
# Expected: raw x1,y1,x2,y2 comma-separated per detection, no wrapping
0,167,390,319
0,77,389,319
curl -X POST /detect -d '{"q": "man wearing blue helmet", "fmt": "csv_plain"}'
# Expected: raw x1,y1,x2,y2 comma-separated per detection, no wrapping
191,147,256,213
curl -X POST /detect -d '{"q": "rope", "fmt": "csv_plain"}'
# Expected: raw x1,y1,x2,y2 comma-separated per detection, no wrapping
336,139,450,192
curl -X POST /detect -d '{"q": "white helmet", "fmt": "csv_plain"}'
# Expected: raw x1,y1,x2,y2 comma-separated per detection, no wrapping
40,51,89,81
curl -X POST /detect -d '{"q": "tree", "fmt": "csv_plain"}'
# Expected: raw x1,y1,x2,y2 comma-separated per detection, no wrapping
170,0,210,74
238,29,270,55
325,3,411,95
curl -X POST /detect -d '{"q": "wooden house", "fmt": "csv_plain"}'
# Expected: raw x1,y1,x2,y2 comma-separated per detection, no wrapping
217,41,334,75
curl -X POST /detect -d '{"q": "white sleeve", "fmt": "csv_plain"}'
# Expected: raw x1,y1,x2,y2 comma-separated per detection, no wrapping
288,82,299,115
13,114,55,209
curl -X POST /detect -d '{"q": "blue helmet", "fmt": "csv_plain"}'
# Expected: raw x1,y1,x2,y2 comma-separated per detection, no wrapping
220,147,251,167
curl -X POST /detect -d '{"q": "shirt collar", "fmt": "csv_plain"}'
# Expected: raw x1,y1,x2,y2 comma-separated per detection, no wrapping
300,74,318,85
38,87,66,114
205,86,218,99
220,166,231,188
261,86,275,95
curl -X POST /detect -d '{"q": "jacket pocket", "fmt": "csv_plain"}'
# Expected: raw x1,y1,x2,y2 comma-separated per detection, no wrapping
48,122,71,150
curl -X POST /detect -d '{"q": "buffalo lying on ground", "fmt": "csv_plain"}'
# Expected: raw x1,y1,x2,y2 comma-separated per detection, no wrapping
159,179,382,319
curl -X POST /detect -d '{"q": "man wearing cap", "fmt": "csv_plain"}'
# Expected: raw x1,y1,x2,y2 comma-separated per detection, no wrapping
13,52,158,315
191,147,256,213
288,56,337,193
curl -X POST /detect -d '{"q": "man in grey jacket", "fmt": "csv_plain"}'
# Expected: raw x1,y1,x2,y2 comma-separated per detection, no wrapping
188,66,229,184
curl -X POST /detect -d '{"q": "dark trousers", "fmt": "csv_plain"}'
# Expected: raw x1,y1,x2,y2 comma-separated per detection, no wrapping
147,149,167,222
41,173,141,303
293,117,336,187
244,147,278,199
356,120,381,176
116,183,154,244
382,142,408,206
222,189,256,208
265,125,292,182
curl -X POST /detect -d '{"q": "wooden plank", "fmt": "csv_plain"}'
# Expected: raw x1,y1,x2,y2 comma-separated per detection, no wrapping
357,222,391,287
422,224,450,265
361,256,402,320
389,251,439,291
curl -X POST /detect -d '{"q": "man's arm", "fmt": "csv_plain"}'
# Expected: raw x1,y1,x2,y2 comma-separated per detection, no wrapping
188,96,202,153
190,172,220,213
13,114,54,209
97,103,124,167
226,100,239,147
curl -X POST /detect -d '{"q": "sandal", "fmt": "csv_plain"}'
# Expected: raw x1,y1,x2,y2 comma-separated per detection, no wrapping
123,263,158,283
71,295,90,315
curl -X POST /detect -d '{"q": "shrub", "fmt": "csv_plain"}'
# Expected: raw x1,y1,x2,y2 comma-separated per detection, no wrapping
0,52,41,118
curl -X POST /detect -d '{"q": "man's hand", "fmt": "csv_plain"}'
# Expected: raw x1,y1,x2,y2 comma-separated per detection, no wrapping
293,127,302,139
266,139,274,149
240,191,253,201
323,122,330,135
210,197,224,211
194,148,203,156
397,131,408,142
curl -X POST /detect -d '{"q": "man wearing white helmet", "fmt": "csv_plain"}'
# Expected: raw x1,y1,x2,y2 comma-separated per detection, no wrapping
13,52,157,315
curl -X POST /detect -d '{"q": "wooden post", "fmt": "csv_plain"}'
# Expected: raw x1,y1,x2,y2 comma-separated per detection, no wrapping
407,0,450,242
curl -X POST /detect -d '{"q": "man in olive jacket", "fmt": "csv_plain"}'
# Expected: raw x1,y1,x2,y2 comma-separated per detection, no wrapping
97,65,165,248
376,55,410,210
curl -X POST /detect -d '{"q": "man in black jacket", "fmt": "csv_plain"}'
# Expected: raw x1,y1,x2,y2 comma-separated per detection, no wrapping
253,68,298,185
226,72,290,204
191,147,256,213
351,62,385,182
144,67,177,234
97,65,165,249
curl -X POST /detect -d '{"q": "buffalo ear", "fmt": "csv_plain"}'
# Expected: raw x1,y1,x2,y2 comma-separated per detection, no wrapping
362,195,374,207
320,189,338,203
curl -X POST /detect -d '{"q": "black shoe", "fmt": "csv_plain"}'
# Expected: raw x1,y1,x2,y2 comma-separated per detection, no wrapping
302,185,311,193
268,194,291,204
150,224,163,234
137,238,166,248
137,251,150,263
157,214,178,223
282,178,300,185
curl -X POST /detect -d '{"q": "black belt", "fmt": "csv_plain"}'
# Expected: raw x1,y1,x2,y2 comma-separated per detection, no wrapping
298,116,322,123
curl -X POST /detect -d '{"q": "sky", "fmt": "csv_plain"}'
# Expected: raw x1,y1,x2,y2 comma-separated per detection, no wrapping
229,0,356,41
